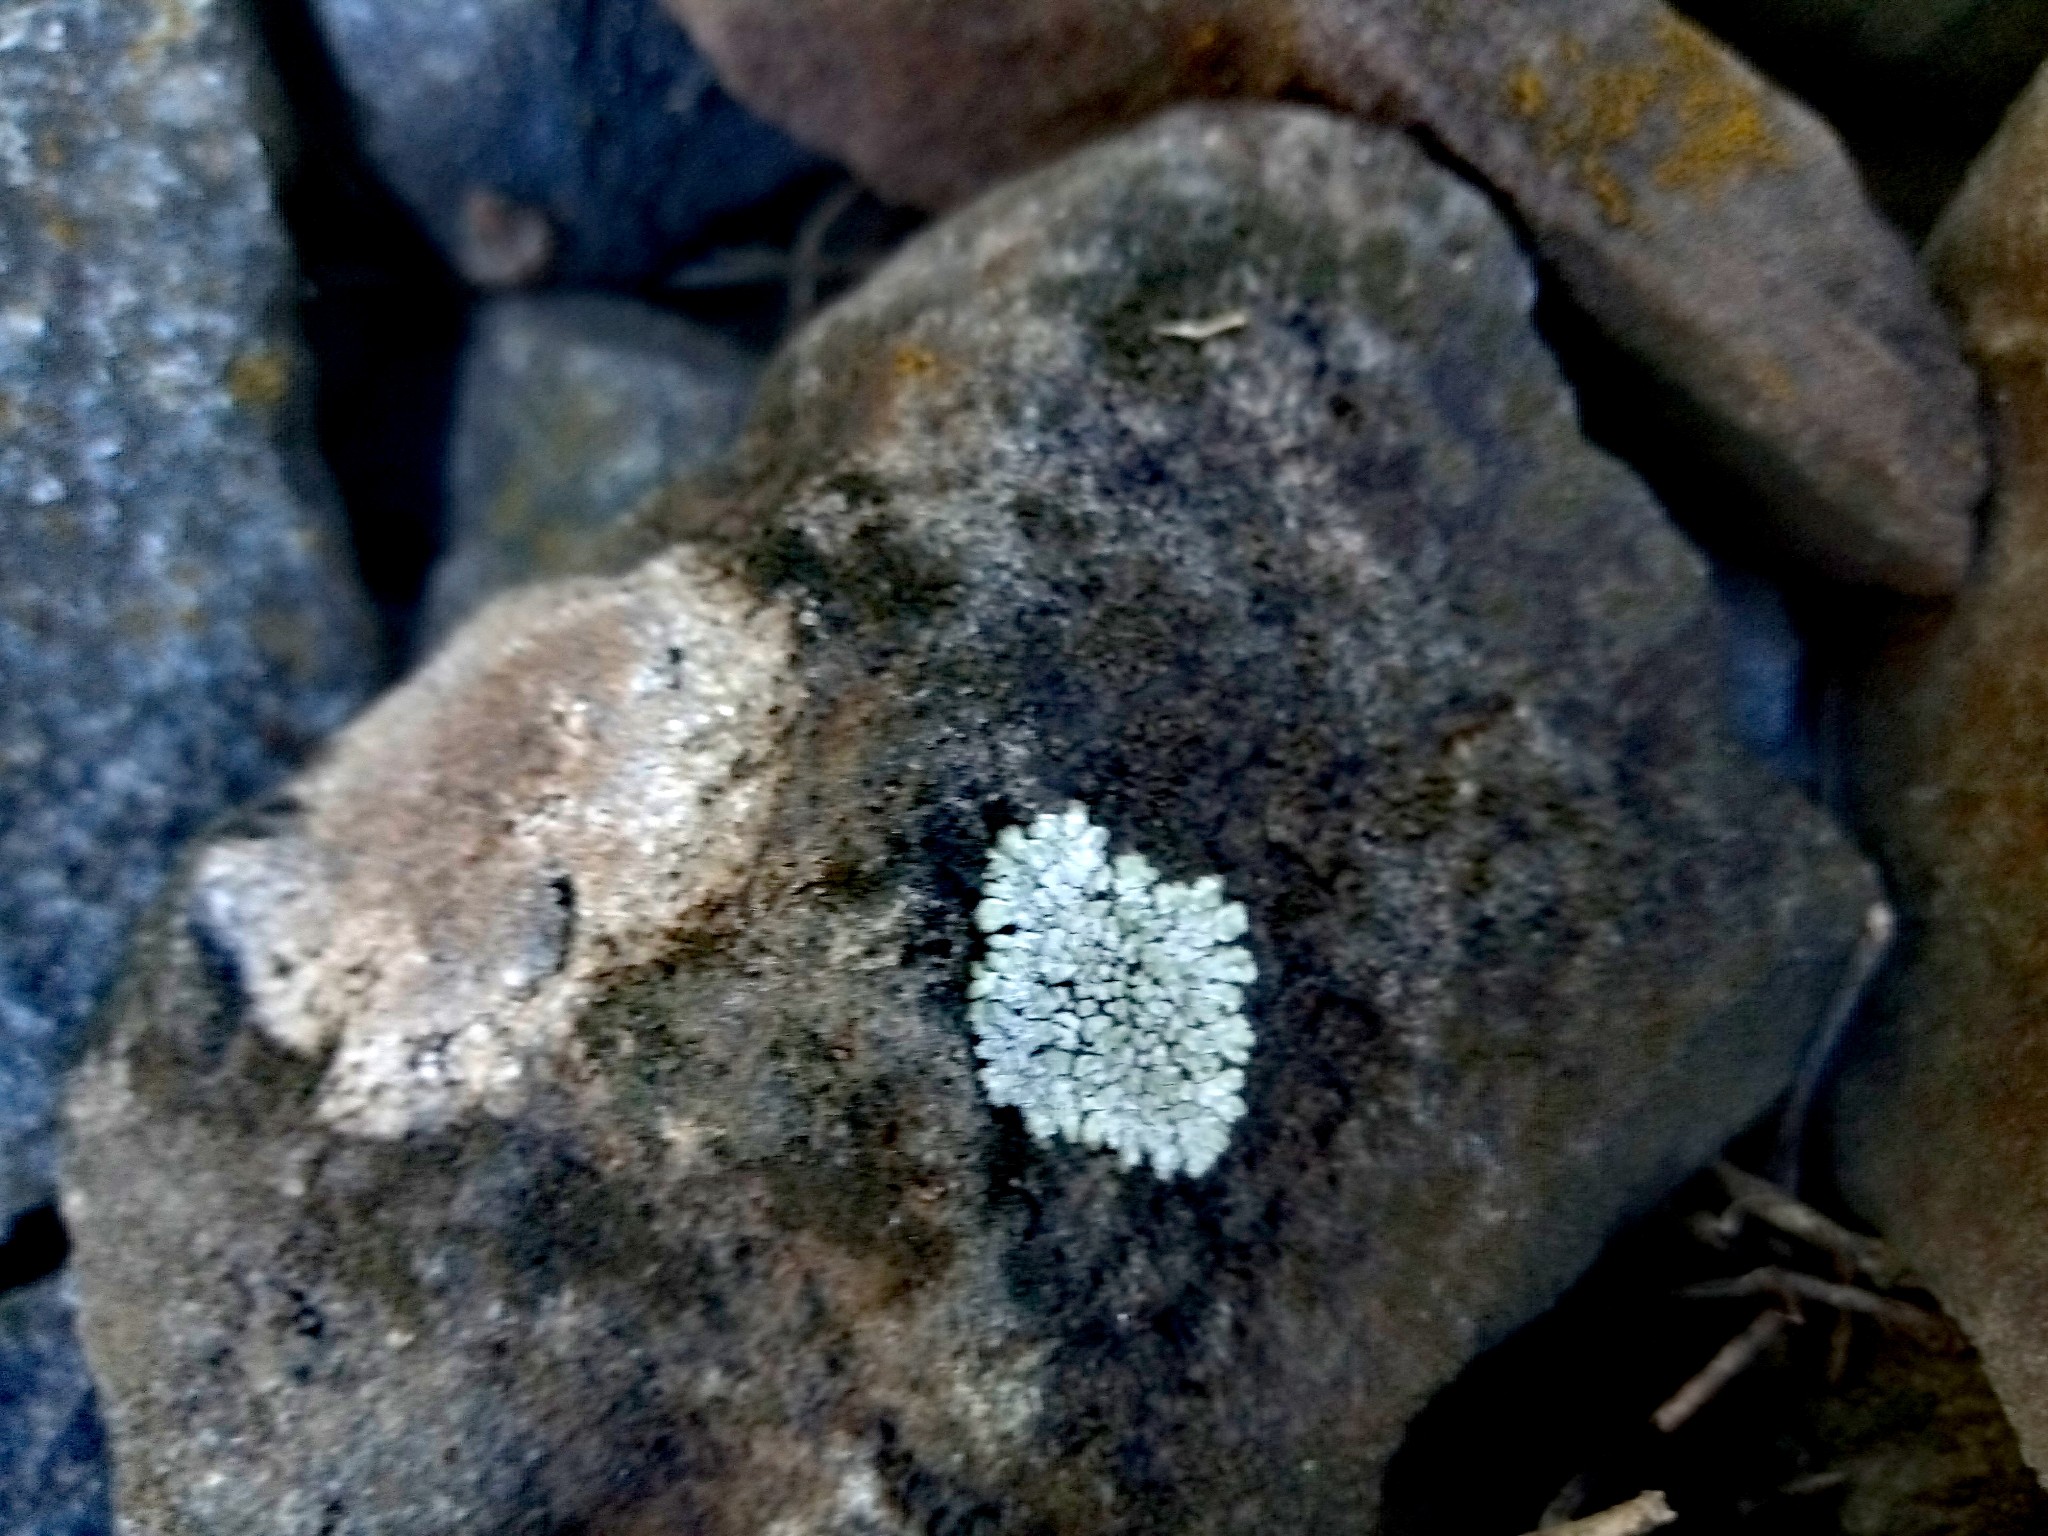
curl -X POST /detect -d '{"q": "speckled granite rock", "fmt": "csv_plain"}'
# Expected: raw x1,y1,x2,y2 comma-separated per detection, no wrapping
668,0,1986,595
421,293,759,648
0,1274,107,1536
0,0,376,1222
309,0,827,285
66,106,1875,1536
1,3,375,1523
1836,62,2048,1482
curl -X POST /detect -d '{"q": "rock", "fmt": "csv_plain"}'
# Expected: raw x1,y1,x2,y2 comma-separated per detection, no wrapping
0,1274,109,1536
309,0,828,286
421,293,760,649
0,0,377,1218
1,1,377,1525
667,0,1986,596
1835,63,2048,1481
1679,0,2048,234
66,105,1875,1535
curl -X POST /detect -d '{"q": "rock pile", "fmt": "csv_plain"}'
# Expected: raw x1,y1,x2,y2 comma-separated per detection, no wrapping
64,106,1875,1535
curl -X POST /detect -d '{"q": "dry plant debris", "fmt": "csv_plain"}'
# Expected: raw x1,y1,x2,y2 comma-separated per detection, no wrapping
1525,1489,1677,1536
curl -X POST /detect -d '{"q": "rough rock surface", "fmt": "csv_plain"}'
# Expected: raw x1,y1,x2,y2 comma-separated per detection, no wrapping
1836,63,2048,1480
309,0,826,285
0,0,376,1218
422,293,760,648
1679,0,2048,233
67,106,1875,1535
668,0,1986,595
0,1274,108,1536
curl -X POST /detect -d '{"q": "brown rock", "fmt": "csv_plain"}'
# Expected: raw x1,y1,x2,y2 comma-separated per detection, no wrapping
66,107,1874,1535
668,0,1985,594
1835,62,2048,1482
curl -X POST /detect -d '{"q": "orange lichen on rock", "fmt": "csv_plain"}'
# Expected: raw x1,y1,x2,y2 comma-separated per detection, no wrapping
1506,14,1795,226
1649,16,1795,196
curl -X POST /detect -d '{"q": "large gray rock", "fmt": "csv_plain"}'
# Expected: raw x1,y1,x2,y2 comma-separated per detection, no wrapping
669,0,1987,596
421,293,759,648
308,0,827,286
0,1,376,1523
0,0,376,1220
66,105,1875,1535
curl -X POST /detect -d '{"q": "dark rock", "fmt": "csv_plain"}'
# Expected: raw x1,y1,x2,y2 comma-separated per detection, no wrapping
66,105,1875,1535
668,0,1986,596
309,0,830,286
0,1275,108,1536
422,293,759,648
1836,62,2048,1481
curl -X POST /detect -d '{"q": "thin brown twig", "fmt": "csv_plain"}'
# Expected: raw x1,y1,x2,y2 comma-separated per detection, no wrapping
1679,1265,1953,1345
1653,1308,1794,1433
1715,1162,1904,1287
1518,1491,1676,1536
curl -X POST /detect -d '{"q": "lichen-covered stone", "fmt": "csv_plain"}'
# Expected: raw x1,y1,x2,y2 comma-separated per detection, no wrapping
421,293,760,648
1835,61,2048,1483
668,0,1985,595
1680,0,2048,233
66,105,1874,1535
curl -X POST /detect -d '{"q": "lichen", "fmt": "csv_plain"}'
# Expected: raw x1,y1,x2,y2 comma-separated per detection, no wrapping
967,804,1255,1178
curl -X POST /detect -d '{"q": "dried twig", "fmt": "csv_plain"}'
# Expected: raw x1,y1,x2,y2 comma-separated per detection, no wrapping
1518,1490,1676,1536
1773,899,1896,1190
1653,1308,1794,1433
1714,1162,1904,1287
1537,1473,1589,1529
1679,1265,1952,1345
1153,310,1250,341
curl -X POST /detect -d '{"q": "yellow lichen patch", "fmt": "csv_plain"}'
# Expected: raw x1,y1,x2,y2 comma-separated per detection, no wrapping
1581,157,1634,227
42,215,80,250
1650,16,1795,197
126,0,196,64
226,348,290,411
1750,354,1798,407
1506,65,1547,121
891,342,944,382
1506,15,1796,228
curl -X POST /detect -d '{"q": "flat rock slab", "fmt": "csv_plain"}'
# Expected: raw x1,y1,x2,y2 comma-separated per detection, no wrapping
1837,63,2048,1481
670,0,1985,595
67,106,1874,1535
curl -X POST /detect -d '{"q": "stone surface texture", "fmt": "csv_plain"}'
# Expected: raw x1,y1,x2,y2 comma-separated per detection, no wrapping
1,3,376,1524
669,0,1986,596
0,1274,108,1536
422,293,760,648
0,0,376,1218
310,0,827,285
68,106,1875,1535
1835,62,2048,1481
